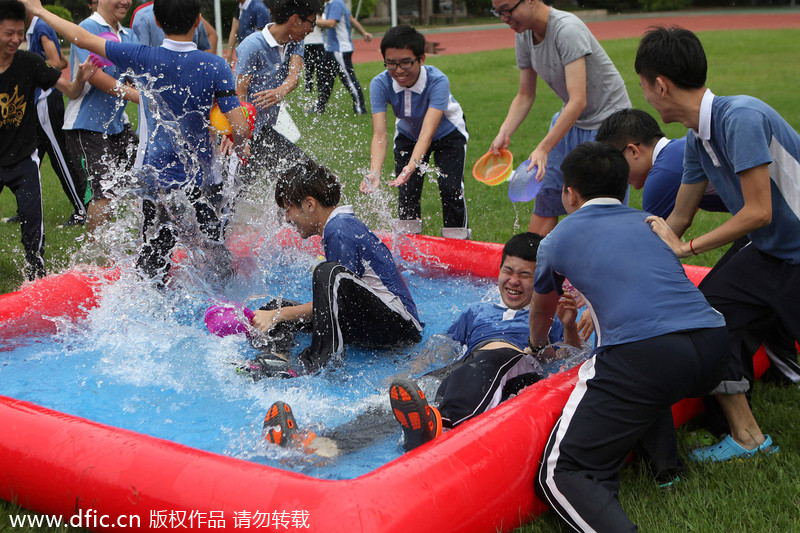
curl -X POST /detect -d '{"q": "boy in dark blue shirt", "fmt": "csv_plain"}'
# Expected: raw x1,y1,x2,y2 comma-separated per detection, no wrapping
531,142,729,532
261,232,582,456
25,13,87,226
252,160,423,373
595,108,726,218
23,0,252,285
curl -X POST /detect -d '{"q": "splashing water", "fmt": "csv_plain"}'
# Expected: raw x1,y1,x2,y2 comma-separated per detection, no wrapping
2,71,595,480
1,250,506,479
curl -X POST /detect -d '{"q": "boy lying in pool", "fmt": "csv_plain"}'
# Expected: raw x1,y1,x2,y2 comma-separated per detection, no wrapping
261,232,583,456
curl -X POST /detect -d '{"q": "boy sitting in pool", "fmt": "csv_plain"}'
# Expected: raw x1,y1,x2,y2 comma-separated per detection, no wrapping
261,232,583,455
22,0,252,286
252,160,423,374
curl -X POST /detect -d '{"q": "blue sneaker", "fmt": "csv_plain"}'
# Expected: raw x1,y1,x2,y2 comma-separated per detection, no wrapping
688,434,779,462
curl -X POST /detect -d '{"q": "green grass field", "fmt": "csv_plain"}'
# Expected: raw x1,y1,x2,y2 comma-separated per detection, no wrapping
1,27,799,533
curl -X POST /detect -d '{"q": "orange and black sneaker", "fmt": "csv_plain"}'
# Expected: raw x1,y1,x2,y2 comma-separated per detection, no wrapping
389,377,442,451
263,401,298,446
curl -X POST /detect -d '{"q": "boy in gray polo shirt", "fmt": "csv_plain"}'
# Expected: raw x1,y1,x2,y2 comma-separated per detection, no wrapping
489,0,630,236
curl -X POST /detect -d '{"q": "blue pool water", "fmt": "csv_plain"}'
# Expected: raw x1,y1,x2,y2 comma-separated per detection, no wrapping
0,245,589,480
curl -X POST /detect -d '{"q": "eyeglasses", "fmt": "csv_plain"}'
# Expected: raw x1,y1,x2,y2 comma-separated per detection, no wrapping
490,0,525,18
303,17,316,28
384,57,420,71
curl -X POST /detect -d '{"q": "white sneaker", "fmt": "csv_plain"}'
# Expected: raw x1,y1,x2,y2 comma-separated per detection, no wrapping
441,227,472,240
392,219,423,234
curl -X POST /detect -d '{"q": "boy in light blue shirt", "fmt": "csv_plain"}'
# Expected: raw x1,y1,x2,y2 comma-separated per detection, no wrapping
637,26,796,463
234,0,320,184
130,1,213,51
62,0,141,234
362,25,469,239
311,0,371,114
532,142,728,532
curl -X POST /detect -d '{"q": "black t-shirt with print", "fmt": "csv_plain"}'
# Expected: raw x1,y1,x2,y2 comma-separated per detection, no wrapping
0,50,61,166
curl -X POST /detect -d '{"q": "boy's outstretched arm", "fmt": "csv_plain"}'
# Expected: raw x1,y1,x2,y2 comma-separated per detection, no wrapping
25,0,139,103
226,17,239,67
664,181,706,237
244,55,303,111
21,0,109,58
54,56,99,99
253,303,313,333
490,67,537,155
389,107,443,187
349,15,371,42
201,16,218,54
530,290,557,349
224,105,251,147
361,111,388,193
650,164,772,258
39,33,68,70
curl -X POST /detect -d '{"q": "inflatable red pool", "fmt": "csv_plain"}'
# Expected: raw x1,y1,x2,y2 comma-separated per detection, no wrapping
0,233,769,532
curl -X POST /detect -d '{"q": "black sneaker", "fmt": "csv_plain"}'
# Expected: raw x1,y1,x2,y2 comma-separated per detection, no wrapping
263,401,298,446
2,214,21,223
57,213,86,229
234,353,297,381
389,378,442,451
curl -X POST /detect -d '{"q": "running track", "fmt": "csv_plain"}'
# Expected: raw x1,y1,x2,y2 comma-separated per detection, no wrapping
352,9,800,63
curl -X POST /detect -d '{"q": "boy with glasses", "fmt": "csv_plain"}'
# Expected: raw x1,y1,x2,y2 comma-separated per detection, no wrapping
362,25,470,239
489,0,630,236
234,0,321,185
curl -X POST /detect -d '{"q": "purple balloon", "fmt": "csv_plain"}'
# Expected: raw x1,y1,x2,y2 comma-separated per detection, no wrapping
204,306,255,337
89,31,121,68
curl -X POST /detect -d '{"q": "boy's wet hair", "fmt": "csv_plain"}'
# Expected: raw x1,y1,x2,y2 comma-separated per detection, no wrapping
0,0,25,23
635,26,707,90
595,108,664,151
380,25,425,57
154,0,200,35
271,0,322,25
275,160,341,208
501,232,543,266
562,142,629,202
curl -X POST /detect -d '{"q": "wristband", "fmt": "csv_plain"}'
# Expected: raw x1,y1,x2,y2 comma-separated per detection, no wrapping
689,238,698,256
528,338,547,354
